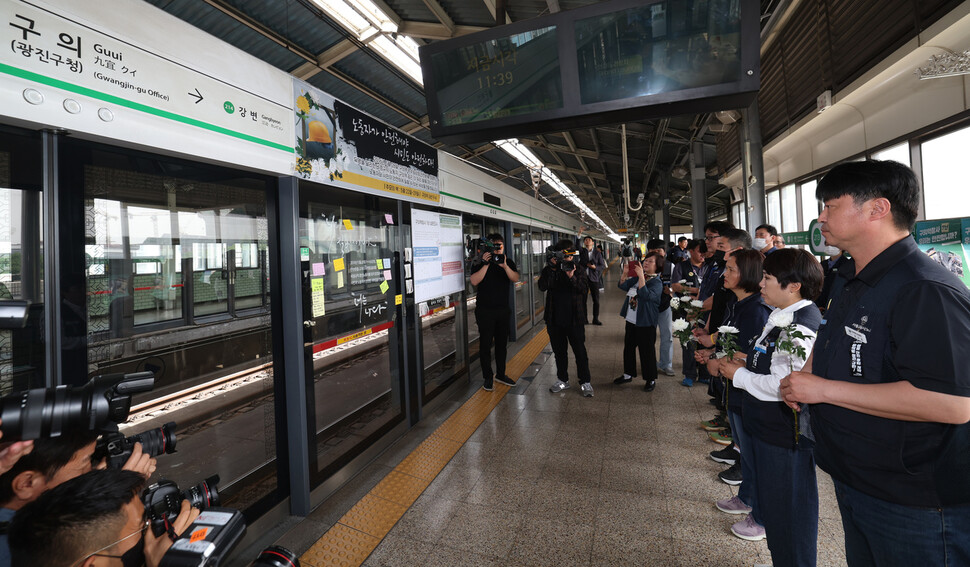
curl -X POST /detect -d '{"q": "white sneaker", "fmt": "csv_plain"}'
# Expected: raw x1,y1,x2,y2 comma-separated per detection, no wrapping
549,381,570,393
581,383,594,397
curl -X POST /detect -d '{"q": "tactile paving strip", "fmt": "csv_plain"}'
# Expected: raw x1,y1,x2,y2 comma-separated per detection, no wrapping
300,328,550,566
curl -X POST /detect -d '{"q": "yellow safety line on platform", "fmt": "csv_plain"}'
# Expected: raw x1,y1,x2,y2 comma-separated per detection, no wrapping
299,328,550,567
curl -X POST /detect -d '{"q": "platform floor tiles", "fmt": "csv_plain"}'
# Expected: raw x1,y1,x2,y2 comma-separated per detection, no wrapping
294,281,848,567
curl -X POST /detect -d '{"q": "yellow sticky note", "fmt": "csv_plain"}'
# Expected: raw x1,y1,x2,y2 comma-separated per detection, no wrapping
333,257,345,271
342,219,353,230
377,259,383,269
311,278,324,292
395,294,402,305
379,281,389,294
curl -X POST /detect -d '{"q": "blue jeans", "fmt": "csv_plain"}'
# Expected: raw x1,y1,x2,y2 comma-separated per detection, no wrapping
749,435,817,567
728,409,760,524
657,307,673,370
834,479,970,566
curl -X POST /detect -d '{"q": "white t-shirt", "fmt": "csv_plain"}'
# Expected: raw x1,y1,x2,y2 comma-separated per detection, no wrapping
625,286,639,324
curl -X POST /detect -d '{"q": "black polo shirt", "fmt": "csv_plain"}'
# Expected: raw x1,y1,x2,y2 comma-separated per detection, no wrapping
473,259,517,310
812,236,970,506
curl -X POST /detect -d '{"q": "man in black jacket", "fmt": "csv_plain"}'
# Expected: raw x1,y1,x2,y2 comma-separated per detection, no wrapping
539,239,593,397
470,234,519,391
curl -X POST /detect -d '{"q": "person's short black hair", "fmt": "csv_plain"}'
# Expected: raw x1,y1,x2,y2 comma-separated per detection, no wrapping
646,238,665,251
699,241,708,254
486,233,504,244
704,220,734,235
686,239,703,251
583,235,593,242
643,251,665,275
729,249,766,294
678,236,688,243
9,469,147,567
0,430,98,506
755,224,778,236
554,238,574,252
816,160,920,231
721,228,753,250
763,248,824,301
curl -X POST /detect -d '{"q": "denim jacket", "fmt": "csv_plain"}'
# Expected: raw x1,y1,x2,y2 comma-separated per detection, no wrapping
618,276,662,327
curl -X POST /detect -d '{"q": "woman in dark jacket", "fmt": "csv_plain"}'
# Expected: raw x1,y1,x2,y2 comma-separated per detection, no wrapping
614,252,664,392
694,249,771,542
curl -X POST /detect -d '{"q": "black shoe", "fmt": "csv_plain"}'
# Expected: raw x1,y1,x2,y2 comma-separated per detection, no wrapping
614,375,633,384
718,462,742,485
710,443,738,465
495,375,516,387
592,320,603,325
483,377,494,391
644,380,656,392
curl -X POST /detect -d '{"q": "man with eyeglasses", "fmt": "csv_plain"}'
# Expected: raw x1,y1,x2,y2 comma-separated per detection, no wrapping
9,468,198,567
470,233,519,391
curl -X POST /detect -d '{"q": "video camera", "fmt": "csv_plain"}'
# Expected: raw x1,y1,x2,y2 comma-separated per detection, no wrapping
95,421,178,469
545,246,577,271
143,475,221,537
473,238,504,264
0,371,154,441
159,506,301,567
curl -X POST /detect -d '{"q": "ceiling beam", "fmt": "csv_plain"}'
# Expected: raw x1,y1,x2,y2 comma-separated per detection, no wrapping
291,39,359,80
398,21,488,40
418,0,456,35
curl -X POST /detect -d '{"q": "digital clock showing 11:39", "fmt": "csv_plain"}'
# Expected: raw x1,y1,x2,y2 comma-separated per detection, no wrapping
430,25,563,127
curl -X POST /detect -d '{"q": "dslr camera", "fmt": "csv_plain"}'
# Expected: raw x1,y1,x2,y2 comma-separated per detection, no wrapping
95,421,178,469
143,475,221,537
159,506,301,567
0,371,154,441
545,247,576,271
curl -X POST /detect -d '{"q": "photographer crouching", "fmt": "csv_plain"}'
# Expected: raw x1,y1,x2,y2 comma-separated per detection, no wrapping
469,234,520,391
539,239,594,397
9,468,199,567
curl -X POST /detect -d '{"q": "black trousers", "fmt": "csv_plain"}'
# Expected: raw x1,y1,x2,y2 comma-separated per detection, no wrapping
681,341,697,379
623,321,657,382
548,323,591,384
476,307,510,385
587,284,601,321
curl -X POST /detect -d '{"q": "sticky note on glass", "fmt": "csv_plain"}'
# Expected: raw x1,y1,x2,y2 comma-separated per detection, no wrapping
376,259,383,269
333,257,345,271
385,214,394,224
379,281,389,294
383,269,392,280
342,219,353,230
311,277,324,292
337,272,345,288
312,262,326,276
395,294,402,305
383,258,391,268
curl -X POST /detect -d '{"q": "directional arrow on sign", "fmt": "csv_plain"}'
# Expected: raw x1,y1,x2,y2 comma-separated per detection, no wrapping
188,88,203,104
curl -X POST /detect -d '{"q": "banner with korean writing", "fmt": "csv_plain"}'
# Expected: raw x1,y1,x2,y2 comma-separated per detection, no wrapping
914,218,970,288
293,78,439,203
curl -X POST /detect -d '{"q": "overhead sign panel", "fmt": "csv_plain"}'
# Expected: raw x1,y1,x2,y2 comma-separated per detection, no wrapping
420,0,759,145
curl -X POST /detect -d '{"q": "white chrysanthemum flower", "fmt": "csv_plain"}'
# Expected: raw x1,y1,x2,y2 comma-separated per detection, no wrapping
669,297,681,310
672,318,690,331
690,299,704,308
718,325,740,334
768,310,794,329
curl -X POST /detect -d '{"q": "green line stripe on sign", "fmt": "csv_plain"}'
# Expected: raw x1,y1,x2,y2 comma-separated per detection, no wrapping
1,63,292,153
440,191,574,233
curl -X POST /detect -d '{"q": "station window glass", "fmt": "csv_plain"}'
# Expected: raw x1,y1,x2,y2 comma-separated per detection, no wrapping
731,202,746,231
872,142,910,167
781,184,797,233
462,215,484,359
60,139,278,514
766,189,781,229
922,127,970,219
800,180,819,229
0,126,44,393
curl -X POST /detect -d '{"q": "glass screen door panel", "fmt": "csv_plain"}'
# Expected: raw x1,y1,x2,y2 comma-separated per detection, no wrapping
511,227,531,330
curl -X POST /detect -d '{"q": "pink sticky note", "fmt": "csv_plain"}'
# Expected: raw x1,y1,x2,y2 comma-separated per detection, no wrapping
312,262,326,276
385,214,394,224
383,269,392,280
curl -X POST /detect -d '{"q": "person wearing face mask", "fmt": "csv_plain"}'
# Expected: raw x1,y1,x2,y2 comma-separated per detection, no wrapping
615,252,664,392
8,468,199,567
753,224,778,256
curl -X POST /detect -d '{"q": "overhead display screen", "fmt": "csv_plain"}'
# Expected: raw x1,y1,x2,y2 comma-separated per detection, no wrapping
420,0,759,145
575,1,742,104
430,26,563,127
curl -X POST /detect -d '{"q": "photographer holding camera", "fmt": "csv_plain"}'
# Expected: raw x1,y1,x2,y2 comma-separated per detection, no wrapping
469,234,520,391
8,468,199,567
539,239,594,397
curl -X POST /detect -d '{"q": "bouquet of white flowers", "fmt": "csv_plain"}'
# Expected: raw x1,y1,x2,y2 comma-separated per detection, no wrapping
771,310,813,444
716,325,740,360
